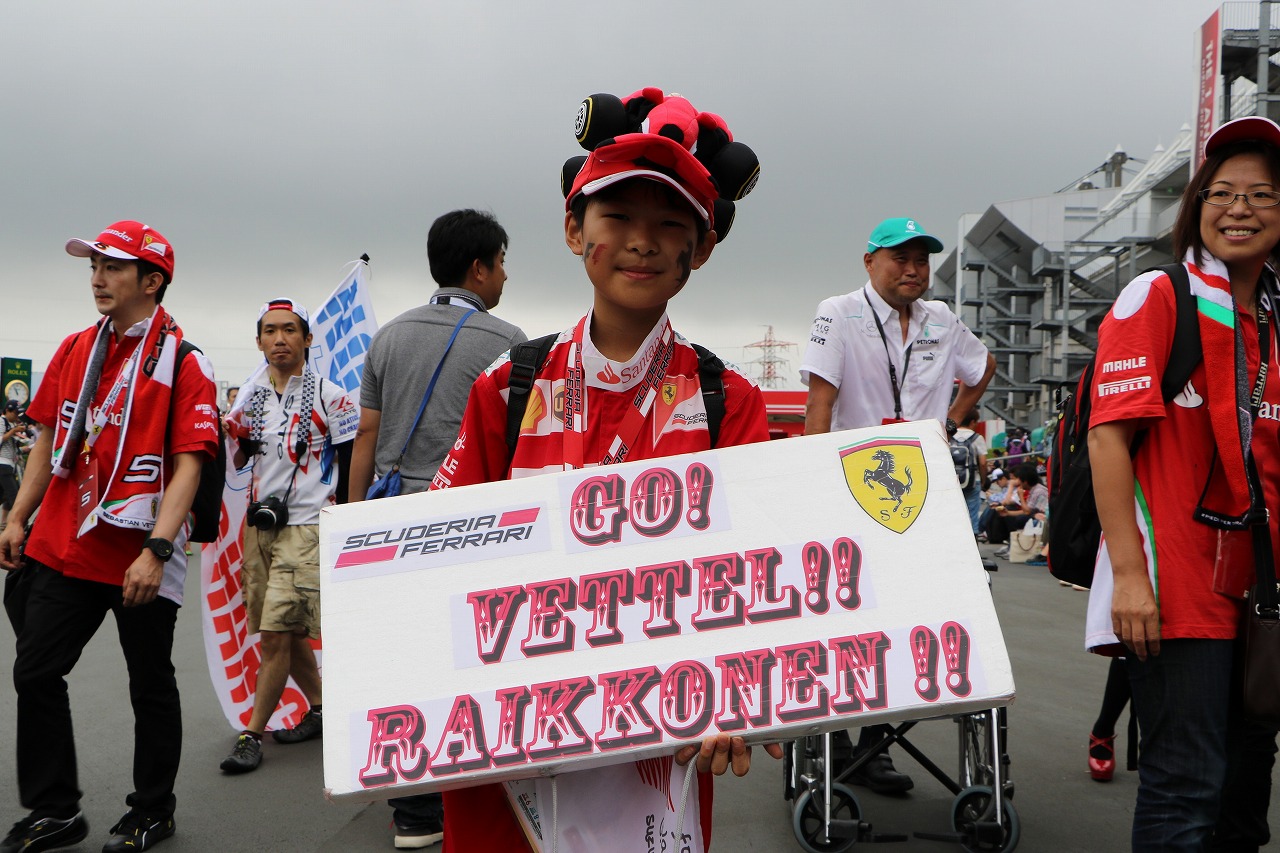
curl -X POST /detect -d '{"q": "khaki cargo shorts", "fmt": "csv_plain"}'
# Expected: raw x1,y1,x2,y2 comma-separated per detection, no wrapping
242,522,321,639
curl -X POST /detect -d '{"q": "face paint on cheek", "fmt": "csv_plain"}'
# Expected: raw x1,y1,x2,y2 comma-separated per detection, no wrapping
590,243,607,264
676,243,694,286
582,242,594,267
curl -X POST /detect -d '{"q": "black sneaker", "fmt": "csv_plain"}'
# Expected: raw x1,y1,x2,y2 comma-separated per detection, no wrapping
272,708,322,744
0,811,88,853
102,811,175,852
393,820,444,849
848,751,914,795
219,733,263,774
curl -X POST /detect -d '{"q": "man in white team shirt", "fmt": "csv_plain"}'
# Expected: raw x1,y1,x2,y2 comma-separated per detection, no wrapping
802,217,993,435
219,298,359,774
800,217,994,794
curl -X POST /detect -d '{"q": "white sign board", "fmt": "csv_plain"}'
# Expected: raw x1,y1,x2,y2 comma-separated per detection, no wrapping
319,421,1014,802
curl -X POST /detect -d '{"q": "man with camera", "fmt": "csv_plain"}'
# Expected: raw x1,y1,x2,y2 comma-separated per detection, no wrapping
220,297,358,774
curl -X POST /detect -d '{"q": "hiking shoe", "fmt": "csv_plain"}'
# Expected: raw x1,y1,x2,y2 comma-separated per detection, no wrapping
273,708,322,744
394,820,444,849
219,733,262,774
103,811,175,852
0,812,88,853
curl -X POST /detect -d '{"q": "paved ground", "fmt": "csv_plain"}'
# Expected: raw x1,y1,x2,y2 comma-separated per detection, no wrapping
0,541,1273,852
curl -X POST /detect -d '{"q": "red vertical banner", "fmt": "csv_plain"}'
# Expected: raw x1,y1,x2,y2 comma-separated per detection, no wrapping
1194,8,1222,175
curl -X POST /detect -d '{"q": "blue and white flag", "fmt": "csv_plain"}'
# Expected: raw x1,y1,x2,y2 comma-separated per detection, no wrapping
309,256,378,395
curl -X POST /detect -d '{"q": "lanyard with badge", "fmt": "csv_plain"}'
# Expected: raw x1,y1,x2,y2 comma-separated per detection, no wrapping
430,293,486,311
561,314,674,469
870,304,912,424
1208,293,1273,597
76,336,144,533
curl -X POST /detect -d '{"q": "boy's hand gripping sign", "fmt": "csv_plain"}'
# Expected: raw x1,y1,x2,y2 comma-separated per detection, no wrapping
319,420,1014,800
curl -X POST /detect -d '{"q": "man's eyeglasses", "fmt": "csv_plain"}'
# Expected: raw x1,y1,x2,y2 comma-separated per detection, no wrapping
1199,188,1280,208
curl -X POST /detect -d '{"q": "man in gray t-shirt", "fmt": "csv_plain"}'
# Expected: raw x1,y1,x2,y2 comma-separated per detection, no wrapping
347,208,525,849
350,209,526,499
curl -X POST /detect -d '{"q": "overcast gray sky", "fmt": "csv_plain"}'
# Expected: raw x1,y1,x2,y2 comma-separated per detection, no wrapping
1,0,1222,390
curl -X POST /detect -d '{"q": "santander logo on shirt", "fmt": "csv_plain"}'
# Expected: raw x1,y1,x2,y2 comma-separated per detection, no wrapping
584,324,669,391
597,362,620,384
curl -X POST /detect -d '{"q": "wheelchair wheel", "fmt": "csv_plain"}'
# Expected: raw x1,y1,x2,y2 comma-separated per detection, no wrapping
951,785,1020,853
961,710,1013,797
792,783,861,853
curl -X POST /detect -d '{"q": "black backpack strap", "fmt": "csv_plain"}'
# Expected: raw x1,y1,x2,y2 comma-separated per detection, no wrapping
505,334,558,458
172,339,226,543
691,344,726,449
1147,263,1203,401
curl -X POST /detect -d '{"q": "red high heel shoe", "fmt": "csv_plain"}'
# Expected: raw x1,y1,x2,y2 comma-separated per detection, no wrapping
1089,733,1116,782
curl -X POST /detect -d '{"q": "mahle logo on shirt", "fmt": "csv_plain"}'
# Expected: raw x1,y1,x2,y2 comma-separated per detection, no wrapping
839,438,927,534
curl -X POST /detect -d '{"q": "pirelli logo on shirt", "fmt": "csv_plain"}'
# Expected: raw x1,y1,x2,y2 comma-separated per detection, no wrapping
1097,376,1152,397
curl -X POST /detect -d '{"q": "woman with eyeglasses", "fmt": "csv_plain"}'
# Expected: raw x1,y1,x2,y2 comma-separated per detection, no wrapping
1087,116,1280,852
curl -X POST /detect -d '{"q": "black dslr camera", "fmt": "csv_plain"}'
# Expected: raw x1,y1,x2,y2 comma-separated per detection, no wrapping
247,495,289,531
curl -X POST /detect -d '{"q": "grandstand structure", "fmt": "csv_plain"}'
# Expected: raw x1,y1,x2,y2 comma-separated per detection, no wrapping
933,1,1280,428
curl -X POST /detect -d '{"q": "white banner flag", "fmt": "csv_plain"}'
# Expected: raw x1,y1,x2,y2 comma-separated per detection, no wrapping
202,256,379,731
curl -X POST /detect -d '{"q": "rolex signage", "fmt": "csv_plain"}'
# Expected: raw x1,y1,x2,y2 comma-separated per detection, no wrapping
2,358,31,409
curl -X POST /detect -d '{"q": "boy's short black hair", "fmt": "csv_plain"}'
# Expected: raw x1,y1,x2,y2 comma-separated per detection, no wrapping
427,209,508,287
1011,463,1040,487
569,180,710,244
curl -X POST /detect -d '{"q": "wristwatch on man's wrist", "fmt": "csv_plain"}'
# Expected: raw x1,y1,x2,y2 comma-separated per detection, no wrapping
945,418,958,436
144,537,175,562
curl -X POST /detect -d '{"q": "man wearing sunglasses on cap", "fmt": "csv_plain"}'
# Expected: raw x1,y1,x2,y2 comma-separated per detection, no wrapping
219,298,358,776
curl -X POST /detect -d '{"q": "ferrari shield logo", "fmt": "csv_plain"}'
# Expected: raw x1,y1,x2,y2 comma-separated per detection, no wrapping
661,382,677,406
840,437,927,534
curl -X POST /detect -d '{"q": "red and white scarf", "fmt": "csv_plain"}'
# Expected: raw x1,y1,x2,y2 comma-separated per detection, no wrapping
1185,255,1269,526
51,305,184,535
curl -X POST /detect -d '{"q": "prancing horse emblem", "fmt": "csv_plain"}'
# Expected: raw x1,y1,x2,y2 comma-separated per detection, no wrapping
840,438,928,534
863,449,913,510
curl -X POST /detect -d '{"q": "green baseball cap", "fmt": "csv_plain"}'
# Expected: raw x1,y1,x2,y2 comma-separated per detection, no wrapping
867,217,944,254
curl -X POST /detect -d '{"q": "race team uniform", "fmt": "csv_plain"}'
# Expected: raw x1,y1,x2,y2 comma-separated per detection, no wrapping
432,312,769,853
801,284,989,428
225,370,358,636
14,309,218,822
1085,257,1280,651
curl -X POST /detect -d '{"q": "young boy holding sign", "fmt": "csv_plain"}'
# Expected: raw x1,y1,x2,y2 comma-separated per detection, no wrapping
430,87,779,852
